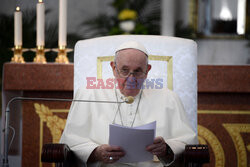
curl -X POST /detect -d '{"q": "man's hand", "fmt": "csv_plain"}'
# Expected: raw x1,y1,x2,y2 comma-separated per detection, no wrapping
89,144,125,163
146,136,167,157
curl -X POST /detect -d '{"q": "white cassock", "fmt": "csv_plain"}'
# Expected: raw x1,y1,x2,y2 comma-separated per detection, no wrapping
60,88,198,167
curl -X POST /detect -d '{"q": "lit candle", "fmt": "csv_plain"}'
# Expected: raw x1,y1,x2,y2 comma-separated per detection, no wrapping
59,0,67,46
37,0,45,46
14,7,22,46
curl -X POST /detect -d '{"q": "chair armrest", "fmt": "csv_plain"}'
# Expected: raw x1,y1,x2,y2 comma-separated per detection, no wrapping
41,143,210,166
41,143,71,163
184,144,210,165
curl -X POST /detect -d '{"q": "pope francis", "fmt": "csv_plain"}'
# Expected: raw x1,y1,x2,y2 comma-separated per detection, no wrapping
60,41,198,167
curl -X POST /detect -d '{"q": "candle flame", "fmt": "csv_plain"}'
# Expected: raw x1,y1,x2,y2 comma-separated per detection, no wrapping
16,6,20,11
39,0,43,3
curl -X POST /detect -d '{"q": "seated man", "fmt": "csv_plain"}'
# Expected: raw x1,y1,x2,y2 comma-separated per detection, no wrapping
60,41,198,167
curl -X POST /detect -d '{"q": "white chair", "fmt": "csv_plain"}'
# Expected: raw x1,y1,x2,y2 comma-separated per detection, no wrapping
74,35,197,131
41,35,209,166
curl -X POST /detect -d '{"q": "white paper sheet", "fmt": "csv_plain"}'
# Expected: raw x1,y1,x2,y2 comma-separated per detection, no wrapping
109,121,156,163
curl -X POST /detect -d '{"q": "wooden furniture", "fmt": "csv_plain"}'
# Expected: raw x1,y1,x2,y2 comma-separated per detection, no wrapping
2,63,73,167
2,63,249,167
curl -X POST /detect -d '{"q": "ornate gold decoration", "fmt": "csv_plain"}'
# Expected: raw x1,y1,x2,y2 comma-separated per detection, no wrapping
198,125,225,167
97,55,173,90
33,106,250,167
223,124,250,167
247,145,250,152
97,56,114,80
34,103,68,167
149,55,173,90
198,136,207,145
34,45,47,63
53,45,73,64
198,110,250,166
11,45,25,63
34,103,67,142
198,110,250,115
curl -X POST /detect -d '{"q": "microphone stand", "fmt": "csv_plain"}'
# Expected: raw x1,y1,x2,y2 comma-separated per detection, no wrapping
1,96,127,167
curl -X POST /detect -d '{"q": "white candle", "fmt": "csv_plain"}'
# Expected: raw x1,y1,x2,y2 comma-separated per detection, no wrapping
37,0,45,46
59,0,67,46
14,7,22,46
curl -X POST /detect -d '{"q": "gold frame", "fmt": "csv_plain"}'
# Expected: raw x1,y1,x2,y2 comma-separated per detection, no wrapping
198,110,250,167
97,55,173,90
34,103,68,167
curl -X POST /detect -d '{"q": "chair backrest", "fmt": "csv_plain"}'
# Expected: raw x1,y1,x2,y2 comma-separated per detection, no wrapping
74,35,197,132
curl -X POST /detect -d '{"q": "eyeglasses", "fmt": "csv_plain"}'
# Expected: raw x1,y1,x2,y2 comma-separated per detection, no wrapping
116,67,147,78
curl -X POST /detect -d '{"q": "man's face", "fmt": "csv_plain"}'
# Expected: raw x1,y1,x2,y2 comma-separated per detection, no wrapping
111,48,151,97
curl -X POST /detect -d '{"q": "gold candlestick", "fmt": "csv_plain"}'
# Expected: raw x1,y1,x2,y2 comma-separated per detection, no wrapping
54,45,72,64
34,45,47,63
11,45,25,63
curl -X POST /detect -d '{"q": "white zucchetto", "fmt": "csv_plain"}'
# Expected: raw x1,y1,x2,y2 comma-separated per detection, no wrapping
115,41,148,57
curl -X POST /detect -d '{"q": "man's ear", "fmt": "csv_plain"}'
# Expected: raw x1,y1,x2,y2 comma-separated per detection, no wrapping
110,61,115,70
147,64,152,73
110,61,117,76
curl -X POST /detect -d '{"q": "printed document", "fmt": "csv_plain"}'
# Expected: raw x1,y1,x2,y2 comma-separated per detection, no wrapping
109,121,156,163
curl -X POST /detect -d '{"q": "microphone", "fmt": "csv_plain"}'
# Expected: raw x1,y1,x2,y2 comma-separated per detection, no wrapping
125,96,134,104
1,96,134,167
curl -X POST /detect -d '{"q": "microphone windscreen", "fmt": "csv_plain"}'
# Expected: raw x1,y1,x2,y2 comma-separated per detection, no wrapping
125,96,134,104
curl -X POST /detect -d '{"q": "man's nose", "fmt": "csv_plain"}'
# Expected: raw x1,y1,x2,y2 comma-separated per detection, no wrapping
126,75,137,84
126,74,136,81
126,76,137,89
